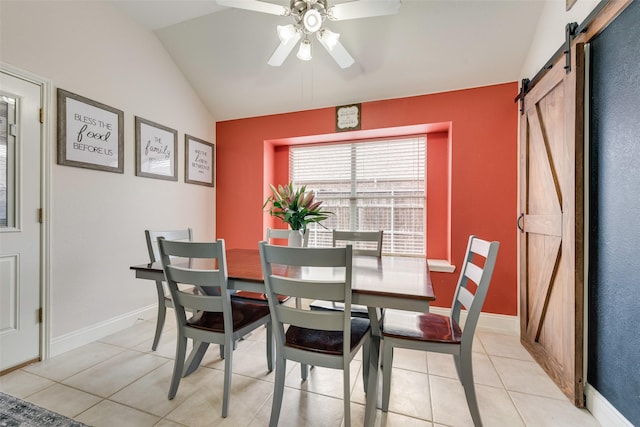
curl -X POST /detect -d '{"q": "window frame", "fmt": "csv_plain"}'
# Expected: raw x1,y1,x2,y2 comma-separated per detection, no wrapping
290,136,426,256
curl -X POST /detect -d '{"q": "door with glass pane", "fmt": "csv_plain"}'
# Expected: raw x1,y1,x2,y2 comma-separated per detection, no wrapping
0,70,42,372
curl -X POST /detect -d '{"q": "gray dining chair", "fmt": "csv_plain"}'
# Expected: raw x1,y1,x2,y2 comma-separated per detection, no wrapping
309,230,383,318
265,227,310,247
381,235,499,427
229,227,305,306
144,228,194,351
259,242,370,427
158,238,273,417
332,230,384,256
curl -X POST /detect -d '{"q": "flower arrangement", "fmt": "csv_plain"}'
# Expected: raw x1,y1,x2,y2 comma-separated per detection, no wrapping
263,182,332,231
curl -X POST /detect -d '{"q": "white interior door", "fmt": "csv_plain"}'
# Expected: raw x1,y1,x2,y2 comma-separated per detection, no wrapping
0,70,42,372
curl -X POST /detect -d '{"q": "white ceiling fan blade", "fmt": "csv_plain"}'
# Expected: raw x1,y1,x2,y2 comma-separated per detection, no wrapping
216,0,288,16
267,32,302,66
329,0,401,21
317,34,355,69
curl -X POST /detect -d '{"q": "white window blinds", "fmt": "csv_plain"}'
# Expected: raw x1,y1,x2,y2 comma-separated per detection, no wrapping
290,136,426,255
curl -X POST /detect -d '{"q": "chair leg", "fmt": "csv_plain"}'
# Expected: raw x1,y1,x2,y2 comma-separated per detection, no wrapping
459,350,482,427
381,340,394,412
152,282,167,351
453,353,463,383
362,339,370,391
221,338,233,418
269,357,286,427
301,363,309,380
343,364,351,427
266,322,274,372
168,335,187,400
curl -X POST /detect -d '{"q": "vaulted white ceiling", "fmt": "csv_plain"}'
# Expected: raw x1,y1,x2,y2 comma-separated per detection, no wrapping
114,0,545,121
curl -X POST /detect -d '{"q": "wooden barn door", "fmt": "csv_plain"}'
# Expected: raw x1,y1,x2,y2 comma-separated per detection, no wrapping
518,45,585,406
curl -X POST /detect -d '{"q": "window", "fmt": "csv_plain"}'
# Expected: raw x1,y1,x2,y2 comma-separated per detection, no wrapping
290,136,426,255
0,94,16,229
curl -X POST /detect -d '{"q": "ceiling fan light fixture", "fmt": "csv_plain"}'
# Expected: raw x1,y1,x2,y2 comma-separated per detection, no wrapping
302,8,322,33
296,38,312,61
276,24,298,44
220,0,400,68
317,28,340,50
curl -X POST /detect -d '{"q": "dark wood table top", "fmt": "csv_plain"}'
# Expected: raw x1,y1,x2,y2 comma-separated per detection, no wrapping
131,248,434,303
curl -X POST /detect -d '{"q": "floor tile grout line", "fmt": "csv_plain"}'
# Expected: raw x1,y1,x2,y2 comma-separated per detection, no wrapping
482,337,529,427
8,369,117,422
486,352,572,402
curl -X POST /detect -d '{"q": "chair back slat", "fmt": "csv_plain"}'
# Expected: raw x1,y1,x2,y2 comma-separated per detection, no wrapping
470,237,492,258
333,230,383,257
166,267,224,288
266,227,310,247
159,240,224,260
277,305,345,331
269,276,346,301
174,292,225,313
263,245,350,268
464,262,483,286
456,286,475,310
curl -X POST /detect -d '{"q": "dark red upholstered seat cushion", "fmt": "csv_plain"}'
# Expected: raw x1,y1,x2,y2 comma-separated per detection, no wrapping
382,310,462,344
285,317,370,355
187,300,270,333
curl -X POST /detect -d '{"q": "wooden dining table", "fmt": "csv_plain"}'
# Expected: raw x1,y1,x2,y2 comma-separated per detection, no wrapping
130,248,434,426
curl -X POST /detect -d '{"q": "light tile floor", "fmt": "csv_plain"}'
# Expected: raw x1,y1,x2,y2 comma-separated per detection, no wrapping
0,312,601,427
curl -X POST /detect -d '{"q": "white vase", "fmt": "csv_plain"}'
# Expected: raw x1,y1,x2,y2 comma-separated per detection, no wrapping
288,229,304,247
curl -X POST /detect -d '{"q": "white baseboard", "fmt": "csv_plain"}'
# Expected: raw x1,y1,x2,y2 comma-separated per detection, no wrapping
585,383,634,427
429,306,519,335
49,305,157,357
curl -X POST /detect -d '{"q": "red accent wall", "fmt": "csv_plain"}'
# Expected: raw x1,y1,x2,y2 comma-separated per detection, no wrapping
216,82,518,315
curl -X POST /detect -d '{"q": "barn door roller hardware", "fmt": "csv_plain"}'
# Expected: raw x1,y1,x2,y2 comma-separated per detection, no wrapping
514,21,578,114
513,0,611,113
564,22,579,73
515,79,530,114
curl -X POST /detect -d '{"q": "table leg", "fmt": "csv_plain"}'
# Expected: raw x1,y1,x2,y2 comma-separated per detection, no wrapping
183,341,210,376
364,306,381,426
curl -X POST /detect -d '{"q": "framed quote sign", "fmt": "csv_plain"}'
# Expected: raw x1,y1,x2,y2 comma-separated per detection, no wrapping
135,116,177,181
57,89,124,173
185,135,214,187
335,103,361,132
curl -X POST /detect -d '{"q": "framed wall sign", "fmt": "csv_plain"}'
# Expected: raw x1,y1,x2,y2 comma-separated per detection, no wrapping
335,103,361,132
185,135,214,187
57,89,124,173
135,116,178,181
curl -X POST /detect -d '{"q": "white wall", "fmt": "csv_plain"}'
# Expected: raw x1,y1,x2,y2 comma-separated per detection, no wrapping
0,1,216,354
520,0,600,79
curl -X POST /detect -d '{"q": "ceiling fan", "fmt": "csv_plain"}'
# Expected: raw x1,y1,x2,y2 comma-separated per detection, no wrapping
217,0,401,68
